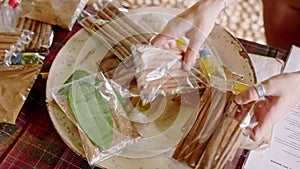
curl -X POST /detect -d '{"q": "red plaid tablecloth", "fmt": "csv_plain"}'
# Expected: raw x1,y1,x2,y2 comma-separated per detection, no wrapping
0,23,289,169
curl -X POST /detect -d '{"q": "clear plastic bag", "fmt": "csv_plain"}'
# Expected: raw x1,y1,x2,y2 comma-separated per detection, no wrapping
0,2,21,30
78,0,155,61
167,90,261,169
131,44,206,104
0,28,44,68
16,17,54,53
50,71,142,165
131,35,231,103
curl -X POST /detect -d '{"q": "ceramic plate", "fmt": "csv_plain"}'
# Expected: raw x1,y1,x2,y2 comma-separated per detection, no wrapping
46,7,256,169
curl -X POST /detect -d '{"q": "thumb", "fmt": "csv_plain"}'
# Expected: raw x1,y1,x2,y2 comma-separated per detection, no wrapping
151,34,171,47
183,47,198,70
183,30,206,70
235,85,263,104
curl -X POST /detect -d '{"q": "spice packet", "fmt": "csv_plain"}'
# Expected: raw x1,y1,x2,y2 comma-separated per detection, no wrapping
50,71,142,165
16,17,54,53
1,29,36,67
20,0,89,30
78,0,155,61
170,90,259,169
0,64,42,124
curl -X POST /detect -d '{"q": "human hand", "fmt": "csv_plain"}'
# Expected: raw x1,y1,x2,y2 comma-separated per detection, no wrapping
151,0,226,69
235,72,300,141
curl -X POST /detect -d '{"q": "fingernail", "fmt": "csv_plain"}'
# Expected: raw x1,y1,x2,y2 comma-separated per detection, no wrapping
235,95,243,104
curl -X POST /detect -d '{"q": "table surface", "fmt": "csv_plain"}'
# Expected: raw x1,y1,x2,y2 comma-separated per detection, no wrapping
0,22,289,169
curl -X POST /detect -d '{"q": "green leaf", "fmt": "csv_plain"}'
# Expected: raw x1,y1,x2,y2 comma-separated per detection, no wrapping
65,70,91,83
68,81,114,149
58,70,91,95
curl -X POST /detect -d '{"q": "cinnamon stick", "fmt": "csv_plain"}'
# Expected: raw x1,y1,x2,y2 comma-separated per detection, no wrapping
41,24,53,48
37,23,47,49
105,3,154,39
99,21,133,51
29,21,42,50
98,56,121,72
192,93,236,168
25,19,36,49
0,36,19,43
172,87,211,160
101,6,151,44
214,120,241,169
186,89,226,167
96,10,141,45
82,18,130,60
197,116,236,168
0,31,21,37
16,17,26,29
0,43,16,50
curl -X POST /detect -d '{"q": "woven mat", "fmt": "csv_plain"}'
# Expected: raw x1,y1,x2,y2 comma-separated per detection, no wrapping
116,0,266,44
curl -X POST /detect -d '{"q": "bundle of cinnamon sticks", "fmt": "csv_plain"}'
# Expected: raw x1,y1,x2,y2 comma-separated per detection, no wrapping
16,17,53,52
172,89,247,169
0,18,52,60
0,31,21,60
80,2,155,61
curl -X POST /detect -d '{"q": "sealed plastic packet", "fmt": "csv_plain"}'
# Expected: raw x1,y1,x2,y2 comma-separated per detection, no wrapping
50,71,142,165
0,28,44,124
131,44,205,104
16,17,54,53
78,0,155,62
1,0,54,57
1,29,37,66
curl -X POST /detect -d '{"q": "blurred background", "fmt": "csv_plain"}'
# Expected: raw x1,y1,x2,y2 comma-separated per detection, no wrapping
115,0,266,45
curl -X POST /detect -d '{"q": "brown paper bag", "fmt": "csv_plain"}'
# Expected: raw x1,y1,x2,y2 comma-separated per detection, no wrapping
20,0,89,30
0,65,42,124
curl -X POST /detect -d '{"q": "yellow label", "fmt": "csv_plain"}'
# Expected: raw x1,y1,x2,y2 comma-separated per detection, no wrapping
176,37,188,49
199,56,217,77
232,81,248,94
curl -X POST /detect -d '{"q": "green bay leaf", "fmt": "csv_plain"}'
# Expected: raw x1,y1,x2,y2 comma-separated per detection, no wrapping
68,81,114,149
58,70,91,95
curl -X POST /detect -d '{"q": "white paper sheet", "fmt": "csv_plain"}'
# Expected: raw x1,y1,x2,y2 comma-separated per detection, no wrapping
245,45,300,169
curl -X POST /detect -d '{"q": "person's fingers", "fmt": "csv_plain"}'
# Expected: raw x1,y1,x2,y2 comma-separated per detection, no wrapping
242,120,269,142
151,15,186,43
235,78,277,105
183,47,198,69
183,29,206,69
234,85,262,104
151,34,172,47
249,117,274,142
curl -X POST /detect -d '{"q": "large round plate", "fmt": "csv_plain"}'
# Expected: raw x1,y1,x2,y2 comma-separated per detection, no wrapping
46,7,256,169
